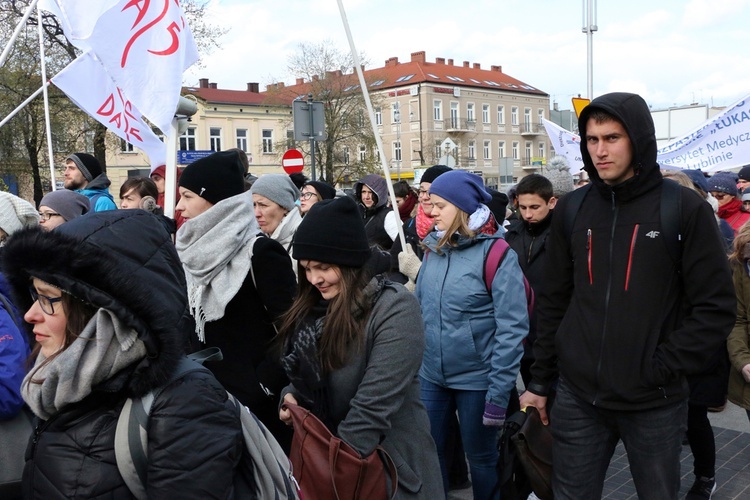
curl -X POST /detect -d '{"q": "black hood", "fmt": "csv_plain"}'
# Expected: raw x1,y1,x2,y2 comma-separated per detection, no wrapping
1,210,189,396
578,92,662,199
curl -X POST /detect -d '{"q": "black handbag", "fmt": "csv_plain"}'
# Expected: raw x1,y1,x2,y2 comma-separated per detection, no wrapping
511,406,554,500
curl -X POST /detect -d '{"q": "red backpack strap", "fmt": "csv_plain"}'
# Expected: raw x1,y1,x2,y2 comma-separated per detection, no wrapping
484,238,510,293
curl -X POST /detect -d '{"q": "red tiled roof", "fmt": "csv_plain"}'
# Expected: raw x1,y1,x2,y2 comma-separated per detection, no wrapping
181,86,286,106
264,52,547,102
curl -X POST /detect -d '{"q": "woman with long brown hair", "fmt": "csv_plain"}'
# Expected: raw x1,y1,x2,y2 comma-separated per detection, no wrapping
277,196,442,499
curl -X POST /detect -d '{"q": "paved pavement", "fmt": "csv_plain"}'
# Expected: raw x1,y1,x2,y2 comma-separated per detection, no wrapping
448,402,750,500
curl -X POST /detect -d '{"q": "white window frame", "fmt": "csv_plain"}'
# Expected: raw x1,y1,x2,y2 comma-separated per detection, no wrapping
511,107,519,126
497,105,505,125
393,141,402,162
468,140,476,160
498,140,505,158
120,139,135,153
538,142,545,158
433,99,443,121
209,127,222,151
483,140,491,160
359,144,367,161
375,107,382,126
482,104,490,124
236,128,248,152
512,141,519,160
179,127,196,151
467,103,475,123
262,129,273,153
525,141,533,161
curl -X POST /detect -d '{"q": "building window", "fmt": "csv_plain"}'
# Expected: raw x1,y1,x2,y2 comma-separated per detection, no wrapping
512,141,519,160
392,102,401,123
538,142,545,158
525,141,532,162
359,145,367,161
262,129,273,153
236,129,248,151
524,108,532,127
343,146,350,165
498,141,505,158
511,107,519,126
468,140,476,160
538,108,545,123
482,104,490,124
375,107,382,126
393,141,402,162
433,100,442,121
497,105,505,125
450,102,459,128
179,127,196,151
483,140,491,160
209,127,222,151
120,139,135,153
467,103,475,123
435,139,442,160
286,129,295,150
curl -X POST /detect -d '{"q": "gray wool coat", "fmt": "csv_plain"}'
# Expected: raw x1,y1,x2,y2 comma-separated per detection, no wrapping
283,281,443,499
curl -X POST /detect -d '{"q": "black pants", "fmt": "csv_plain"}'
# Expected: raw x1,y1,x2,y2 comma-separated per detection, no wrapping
686,403,716,478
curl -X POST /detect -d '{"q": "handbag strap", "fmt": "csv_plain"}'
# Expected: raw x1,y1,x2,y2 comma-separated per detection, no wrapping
328,441,398,500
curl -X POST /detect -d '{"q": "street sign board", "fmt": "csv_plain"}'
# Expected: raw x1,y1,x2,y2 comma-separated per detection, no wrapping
572,97,590,118
282,149,304,174
293,99,327,141
177,150,214,164
440,137,457,151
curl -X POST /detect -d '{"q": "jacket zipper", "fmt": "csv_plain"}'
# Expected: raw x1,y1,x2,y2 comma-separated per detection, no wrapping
586,229,593,284
593,190,618,406
624,224,639,291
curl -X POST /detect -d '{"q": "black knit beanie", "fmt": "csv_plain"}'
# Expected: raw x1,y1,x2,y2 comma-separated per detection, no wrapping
304,181,336,200
292,196,370,267
179,151,245,205
420,165,452,184
66,153,102,182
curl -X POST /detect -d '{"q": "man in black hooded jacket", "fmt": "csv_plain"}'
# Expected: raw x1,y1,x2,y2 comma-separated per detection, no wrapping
520,92,735,499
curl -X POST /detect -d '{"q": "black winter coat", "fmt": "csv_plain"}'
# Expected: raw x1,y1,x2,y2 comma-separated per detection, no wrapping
2,211,244,499
529,93,736,410
199,235,296,450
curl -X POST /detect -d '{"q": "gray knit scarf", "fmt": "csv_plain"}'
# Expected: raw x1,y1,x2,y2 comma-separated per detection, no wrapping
22,308,147,420
175,192,259,342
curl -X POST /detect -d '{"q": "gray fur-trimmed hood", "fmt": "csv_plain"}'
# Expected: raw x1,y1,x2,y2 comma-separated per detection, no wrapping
1,210,190,396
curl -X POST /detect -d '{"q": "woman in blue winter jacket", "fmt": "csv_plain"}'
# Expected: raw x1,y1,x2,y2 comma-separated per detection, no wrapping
416,170,529,499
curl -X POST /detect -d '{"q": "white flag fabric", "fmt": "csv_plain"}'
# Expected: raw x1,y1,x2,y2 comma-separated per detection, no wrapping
657,94,750,172
52,52,166,167
40,0,198,134
37,0,120,49
543,119,584,174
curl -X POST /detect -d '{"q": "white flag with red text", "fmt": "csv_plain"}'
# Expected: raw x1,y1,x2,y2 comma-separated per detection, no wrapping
40,0,198,134
52,52,166,167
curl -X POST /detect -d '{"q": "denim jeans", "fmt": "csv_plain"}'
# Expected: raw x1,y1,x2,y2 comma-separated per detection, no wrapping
551,380,687,500
420,377,500,500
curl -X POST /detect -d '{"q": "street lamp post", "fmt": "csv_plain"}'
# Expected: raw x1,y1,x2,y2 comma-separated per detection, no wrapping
582,0,598,100
394,106,401,180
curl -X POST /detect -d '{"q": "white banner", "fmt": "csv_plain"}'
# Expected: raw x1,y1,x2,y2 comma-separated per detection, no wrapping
52,52,166,167
543,119,584,174
657,94,750,172
40,0,198,134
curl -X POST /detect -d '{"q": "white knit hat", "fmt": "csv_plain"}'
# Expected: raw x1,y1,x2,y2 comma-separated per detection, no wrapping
545,156,575,198
0,191,40,237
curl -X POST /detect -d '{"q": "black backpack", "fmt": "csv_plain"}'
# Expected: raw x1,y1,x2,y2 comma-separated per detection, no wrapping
495,410,534,500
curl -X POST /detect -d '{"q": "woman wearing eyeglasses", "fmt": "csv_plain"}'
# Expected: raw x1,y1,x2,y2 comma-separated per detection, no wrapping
1,210,243,499
37,190,90,231
299,181,336,215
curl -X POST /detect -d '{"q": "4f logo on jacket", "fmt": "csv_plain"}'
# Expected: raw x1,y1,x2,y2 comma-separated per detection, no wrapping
645,230,660,238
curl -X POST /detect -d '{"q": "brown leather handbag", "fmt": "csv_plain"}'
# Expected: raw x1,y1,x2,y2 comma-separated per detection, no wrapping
512,406,554,500
284,403,398,500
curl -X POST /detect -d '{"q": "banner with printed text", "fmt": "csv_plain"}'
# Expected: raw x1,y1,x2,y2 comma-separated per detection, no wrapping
52,52,166,167
542,119,584,174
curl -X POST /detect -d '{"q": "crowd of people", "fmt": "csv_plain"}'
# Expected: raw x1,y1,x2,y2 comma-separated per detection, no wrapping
1,91,749,500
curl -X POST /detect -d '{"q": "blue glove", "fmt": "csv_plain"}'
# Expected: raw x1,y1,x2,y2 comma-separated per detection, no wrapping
483,402,507,427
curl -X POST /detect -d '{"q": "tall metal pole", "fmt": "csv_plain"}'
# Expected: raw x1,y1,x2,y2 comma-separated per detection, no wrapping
582,0,598,100
308,93,316,181
395,106,401,180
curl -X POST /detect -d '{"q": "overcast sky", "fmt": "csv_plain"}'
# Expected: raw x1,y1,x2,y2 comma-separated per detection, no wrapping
184,0,750,111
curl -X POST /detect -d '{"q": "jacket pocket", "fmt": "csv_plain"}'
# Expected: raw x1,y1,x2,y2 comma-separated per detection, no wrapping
385,444,422,493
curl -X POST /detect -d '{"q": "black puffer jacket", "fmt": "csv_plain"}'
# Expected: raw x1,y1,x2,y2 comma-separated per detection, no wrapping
355,174,396,250
529,93,736,410
2,211,243,499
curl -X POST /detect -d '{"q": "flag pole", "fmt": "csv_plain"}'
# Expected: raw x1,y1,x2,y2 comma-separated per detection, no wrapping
336,0,407,252
0,82,47,129
163,118,178,219
37,6,57,190
0,0,39,68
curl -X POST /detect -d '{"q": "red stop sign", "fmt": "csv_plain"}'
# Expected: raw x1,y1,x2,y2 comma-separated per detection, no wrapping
282,149,304,174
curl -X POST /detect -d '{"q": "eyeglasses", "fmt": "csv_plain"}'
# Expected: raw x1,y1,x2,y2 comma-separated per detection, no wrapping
418,189,429,196
39,212,62,222
300,192,319,201
29,287,63,315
